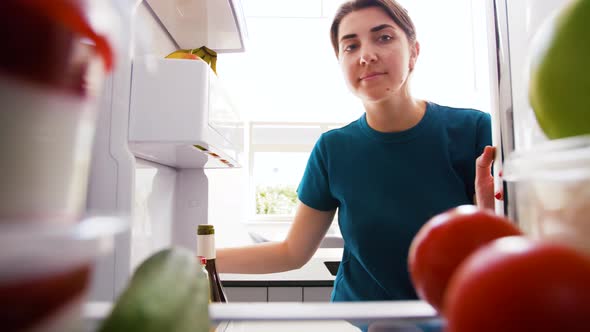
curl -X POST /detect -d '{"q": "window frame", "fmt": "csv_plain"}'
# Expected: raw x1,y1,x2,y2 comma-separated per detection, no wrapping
247,121,345,222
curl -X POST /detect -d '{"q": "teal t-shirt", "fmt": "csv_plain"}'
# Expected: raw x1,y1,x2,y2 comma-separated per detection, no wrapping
297,101,492,302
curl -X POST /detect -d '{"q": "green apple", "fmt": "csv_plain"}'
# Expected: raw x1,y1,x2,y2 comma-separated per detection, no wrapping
529,0,590,139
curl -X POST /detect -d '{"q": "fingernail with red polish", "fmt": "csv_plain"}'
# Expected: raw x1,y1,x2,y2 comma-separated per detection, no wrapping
495,192,503,200
499,170,503,177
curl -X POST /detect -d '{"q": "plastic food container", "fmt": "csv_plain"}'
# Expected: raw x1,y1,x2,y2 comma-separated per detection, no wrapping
0,0,118,223
0,216,126,332
503,135,590,256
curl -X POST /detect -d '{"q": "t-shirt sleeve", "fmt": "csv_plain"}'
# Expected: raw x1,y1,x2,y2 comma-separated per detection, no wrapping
297,135,339,211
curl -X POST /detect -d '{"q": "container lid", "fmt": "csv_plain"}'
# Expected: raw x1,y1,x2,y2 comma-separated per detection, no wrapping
197,224,215,235
503,135,590,182
0,216,127,281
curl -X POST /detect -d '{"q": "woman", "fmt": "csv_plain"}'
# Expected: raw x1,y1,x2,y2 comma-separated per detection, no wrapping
218,0,497,304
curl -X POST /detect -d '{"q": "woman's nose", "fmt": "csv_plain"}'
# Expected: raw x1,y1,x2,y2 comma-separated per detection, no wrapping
359,48,378,65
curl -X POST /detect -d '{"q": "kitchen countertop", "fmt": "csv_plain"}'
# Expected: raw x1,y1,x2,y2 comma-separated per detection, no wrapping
220,249,343,287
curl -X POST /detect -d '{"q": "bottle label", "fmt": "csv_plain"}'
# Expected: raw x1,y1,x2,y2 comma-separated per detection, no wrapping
197,234,215,260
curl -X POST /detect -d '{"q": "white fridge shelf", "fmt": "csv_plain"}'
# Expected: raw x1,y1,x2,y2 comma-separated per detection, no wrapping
85,300,440,328
129,56,243,169
145,0,247,52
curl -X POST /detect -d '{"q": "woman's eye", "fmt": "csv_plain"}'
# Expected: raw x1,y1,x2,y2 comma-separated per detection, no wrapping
343,44,358,52
379,34,393,42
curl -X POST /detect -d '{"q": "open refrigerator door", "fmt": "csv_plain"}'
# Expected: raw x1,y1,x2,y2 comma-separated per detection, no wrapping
492,0,590,256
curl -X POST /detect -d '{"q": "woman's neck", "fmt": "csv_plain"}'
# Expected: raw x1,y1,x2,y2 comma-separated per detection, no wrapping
363,96,426,133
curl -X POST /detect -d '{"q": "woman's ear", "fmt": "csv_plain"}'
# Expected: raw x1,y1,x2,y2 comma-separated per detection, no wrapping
410,41,420,71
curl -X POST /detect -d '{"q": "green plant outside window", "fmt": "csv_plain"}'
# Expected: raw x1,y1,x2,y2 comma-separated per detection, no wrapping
256,185,298,215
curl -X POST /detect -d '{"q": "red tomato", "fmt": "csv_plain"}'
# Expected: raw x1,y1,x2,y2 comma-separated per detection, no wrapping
408,205,521,312
445,236,590,332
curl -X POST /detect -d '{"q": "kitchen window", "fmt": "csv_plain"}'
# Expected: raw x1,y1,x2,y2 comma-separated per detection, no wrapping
248,122,344,220
217,0,492,221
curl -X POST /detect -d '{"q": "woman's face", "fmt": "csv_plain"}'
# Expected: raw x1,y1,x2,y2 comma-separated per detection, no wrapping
337,7,419,103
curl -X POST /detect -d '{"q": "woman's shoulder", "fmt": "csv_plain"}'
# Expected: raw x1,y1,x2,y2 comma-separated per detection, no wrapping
319,117,363,141
429,101,487,117
428,101,490,123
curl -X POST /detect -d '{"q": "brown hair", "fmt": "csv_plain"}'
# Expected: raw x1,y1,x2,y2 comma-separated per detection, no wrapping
330,0,417,56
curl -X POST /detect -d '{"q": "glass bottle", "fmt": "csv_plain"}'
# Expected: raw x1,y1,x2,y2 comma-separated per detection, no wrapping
197,255,210,301
197,225,227,302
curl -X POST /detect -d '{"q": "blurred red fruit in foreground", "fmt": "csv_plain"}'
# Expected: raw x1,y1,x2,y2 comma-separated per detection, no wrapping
408,205,522,312
445,236,590,332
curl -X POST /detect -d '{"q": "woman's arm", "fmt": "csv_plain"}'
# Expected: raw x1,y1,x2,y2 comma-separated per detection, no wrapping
216,201,336,274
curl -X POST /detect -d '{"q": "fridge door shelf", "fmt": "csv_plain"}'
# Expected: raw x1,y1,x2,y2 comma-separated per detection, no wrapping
128,141,238,169
129,56,243,169
145,0,247,53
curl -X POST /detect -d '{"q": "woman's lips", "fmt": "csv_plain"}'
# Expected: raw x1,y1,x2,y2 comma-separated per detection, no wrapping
360,72,386,81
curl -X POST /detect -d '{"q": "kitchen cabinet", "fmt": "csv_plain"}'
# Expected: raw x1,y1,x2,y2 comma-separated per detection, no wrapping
268,287,303,302
221,249,339,303
303,287,333,302
225,286,333,303
224,287,267,302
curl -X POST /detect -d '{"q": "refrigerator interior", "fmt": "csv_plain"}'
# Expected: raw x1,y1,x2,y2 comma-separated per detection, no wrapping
82,0,581,329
